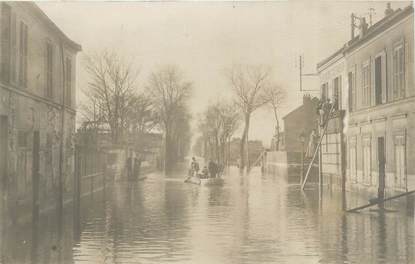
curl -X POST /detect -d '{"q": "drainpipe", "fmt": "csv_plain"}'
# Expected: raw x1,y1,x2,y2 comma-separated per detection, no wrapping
57,40,66,261
340,111,347,211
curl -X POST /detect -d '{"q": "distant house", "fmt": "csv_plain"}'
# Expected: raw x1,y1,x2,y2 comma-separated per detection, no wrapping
282,95,319,153
264,95,319,182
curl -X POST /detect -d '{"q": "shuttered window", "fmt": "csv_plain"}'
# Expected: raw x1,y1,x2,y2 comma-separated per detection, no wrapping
362,136,371,185
65,58,72,106
46,42,54,98
1,3,11,83
361,61,371,107
392,43,405,100
19,21,28,88
349,136,357,183
394,133,406,190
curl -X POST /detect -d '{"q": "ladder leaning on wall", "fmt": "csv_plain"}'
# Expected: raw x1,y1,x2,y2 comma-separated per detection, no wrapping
301,102,336,190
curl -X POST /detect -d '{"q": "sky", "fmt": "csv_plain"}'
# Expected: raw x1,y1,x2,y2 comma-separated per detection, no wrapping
38,0,411,147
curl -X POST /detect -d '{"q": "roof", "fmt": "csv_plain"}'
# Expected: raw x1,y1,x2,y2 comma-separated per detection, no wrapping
283,97,319,120
317,5,413,69
345,5,413,53
25,3,82,52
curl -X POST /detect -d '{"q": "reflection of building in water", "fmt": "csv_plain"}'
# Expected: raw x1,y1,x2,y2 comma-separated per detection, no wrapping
0,2,81,224
317,3,414,197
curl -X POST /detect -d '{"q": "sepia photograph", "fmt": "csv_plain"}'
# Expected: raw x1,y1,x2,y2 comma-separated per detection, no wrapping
0,0,414,263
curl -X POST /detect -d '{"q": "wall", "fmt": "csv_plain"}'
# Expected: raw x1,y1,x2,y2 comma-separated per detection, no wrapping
318,54,347,183
0,2,80,224
346,11,414,195
283,96,319,153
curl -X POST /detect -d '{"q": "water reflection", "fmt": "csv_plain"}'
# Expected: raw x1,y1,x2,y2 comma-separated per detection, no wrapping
1,166,415,263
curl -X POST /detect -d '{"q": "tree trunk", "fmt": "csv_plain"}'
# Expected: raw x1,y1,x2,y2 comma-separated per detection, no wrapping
240,113,250,170
275,112,280,151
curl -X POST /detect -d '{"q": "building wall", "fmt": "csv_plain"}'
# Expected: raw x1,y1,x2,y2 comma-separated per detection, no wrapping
346,12,414,195
318,55,347,183
0,2,80,218
283,96,319,153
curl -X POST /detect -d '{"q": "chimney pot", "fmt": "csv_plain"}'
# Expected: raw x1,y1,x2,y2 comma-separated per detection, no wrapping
385,2,394,17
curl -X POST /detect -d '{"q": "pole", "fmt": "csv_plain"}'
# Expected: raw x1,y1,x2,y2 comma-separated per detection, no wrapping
318,129,323,190
57,41,66,263
299,55,303,92
300,142,304,185
340,111,347,211
31,131,40,264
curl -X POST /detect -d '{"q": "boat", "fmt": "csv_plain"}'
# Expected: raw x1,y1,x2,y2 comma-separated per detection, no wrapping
200,177,224,186
184,176,201,185
184,175,224,186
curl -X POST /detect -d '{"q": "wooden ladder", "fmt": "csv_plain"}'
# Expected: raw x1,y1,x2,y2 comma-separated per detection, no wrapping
301,103,336,190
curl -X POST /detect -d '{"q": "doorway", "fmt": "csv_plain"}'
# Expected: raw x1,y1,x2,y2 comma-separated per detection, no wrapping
377,137,386,208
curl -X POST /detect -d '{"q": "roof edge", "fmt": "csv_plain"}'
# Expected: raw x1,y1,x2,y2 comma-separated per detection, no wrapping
25,3,82,52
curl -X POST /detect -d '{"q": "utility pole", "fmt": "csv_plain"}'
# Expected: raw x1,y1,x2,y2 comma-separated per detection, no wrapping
57,41,66,263
298,55,319,92
299,55,303,92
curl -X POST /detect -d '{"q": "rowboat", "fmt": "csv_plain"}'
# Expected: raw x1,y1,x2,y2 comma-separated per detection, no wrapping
184,175,224,186
184,176,201,185
200,177,224,186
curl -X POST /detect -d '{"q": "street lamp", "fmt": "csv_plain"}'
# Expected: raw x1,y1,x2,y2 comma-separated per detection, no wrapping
299,132,306,185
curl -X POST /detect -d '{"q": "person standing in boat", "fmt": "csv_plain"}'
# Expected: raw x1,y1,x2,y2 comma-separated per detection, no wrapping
190,157,200,176
201,166,209,179
134,156,142,180
208,160,218,178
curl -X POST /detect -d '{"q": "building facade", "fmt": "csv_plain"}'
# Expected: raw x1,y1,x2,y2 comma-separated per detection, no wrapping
317,50,347,187
317,4,414,196
0,2,81,221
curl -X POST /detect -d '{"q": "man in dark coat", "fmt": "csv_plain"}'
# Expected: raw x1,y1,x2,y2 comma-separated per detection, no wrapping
208,160,218,178
134,157,142,179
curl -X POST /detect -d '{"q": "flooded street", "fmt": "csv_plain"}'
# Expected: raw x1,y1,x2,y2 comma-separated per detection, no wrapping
1,166,414,264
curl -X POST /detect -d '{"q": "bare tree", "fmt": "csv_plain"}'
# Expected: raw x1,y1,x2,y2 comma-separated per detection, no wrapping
263,85,286,150
197,100,240,166
83,51,139,143
227,65,271,170
147,65,192,170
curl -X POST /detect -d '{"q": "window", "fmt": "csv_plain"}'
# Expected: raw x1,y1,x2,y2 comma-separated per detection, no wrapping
362,136,371,185
348,71,355,112
65,58,72,106
321,83,328,101
46,42,54,98
1,3,11,83
361,61,371,107
10,14,17,84
333,76,341,109
349,136,357,183
18,130,28,148
19,21,28,87
394,133,406,190
392,44,405,100
374,56,382,105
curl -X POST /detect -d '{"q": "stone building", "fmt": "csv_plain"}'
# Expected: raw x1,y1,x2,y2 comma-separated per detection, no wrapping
0,2,81,220
317,4,414,197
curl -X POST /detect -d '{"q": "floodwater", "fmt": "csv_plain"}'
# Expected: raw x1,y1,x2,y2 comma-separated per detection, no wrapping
1,166,415,264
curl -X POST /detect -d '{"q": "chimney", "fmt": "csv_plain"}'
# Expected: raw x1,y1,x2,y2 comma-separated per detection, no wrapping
385,2,394,17
359,17,368,38
351,13,355,40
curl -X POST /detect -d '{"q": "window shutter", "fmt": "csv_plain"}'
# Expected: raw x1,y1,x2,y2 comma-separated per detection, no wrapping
381,50,387,104
404,38,409,97
370,56,374,107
